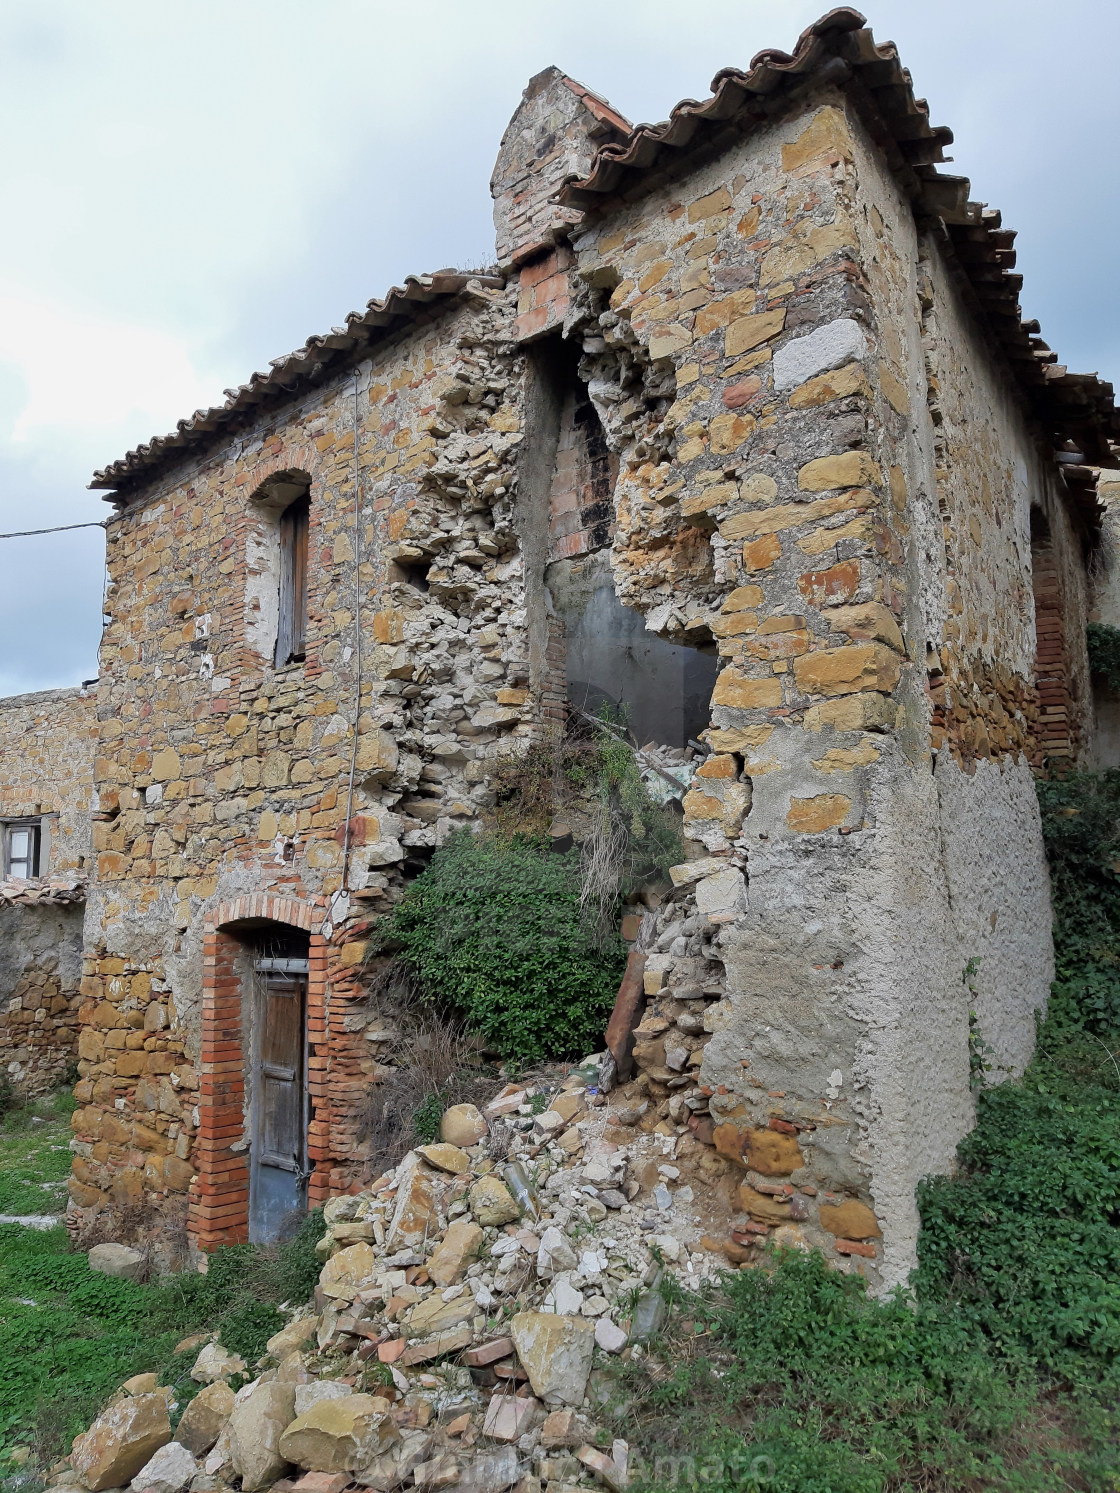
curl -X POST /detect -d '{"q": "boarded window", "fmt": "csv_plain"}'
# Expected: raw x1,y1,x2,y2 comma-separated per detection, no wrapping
276,495,309,666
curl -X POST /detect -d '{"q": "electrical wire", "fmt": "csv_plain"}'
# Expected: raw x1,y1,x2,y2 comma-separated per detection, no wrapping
0,520,107,539
340,367,365,894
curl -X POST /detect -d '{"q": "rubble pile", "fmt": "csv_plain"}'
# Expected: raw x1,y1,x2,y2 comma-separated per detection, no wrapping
52,1066,751,1493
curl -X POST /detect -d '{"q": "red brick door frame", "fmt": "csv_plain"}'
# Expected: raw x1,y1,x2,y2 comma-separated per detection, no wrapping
191,894,329,1250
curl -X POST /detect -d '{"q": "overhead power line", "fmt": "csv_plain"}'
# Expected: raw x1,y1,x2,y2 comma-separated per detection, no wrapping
0,520,108,539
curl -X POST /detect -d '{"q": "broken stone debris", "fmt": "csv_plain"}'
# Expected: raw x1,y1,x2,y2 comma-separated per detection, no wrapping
54,1070,755,1493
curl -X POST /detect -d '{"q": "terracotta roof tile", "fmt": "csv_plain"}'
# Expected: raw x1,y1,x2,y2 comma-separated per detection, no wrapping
90,271,504,498
559,7,1119,467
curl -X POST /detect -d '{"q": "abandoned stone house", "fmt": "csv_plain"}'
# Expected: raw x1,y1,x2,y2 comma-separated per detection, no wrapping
2,7,1119,1288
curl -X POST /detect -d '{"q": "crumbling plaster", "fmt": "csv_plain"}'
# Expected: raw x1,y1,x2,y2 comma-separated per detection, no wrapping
24,55,1104,1284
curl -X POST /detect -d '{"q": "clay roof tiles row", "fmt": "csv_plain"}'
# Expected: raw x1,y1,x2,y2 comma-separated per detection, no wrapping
0,876,85,908
92,10,1117,497
560,7,1120,467
90,272,503,497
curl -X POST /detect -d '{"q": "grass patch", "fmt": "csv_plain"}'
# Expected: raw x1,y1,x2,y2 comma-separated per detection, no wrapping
0,1161,323,1470
0,1095,73,1217
617,770,1120,1491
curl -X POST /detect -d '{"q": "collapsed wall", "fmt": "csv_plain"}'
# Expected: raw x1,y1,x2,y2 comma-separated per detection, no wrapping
62,15,1118,1288
0,686,96,1094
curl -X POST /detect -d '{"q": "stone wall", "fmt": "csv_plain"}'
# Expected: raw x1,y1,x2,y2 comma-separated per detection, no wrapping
75,284,549,1245
0,686,96,1093
0,685,96,875
70,70,1105,1285
560,94,1069,1287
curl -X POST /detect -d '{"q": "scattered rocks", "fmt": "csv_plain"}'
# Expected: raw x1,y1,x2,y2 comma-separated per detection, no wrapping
61,1078,753,1493
418,1143,472,1174
440,1104,488,1147
129,1440,197,1493
175,1382,235,1457
510,1312,595,1406
88,1242,145,1281
70,1393,171,1492
226,1381,296,1493
469,1175,519,1227
190,1343,247,1384
318,1243,376,1301
427,1219,483,1286
277,1394,398,1474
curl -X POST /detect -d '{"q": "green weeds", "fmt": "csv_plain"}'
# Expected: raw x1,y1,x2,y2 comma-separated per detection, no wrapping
0,1139,323,1471
622,771,1120,1491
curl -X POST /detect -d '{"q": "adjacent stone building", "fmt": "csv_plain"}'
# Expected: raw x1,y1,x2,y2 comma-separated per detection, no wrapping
0,686,97,1093
3,9,1118,1285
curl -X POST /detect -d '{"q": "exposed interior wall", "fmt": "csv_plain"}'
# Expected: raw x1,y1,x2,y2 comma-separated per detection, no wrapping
548,551,718,748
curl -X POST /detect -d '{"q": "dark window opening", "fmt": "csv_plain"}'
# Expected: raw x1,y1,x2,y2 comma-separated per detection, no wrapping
391,558,431,594
3,820,41,879
276,494,310,666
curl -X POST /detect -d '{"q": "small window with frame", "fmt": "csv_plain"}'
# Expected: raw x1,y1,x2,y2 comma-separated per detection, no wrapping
276,494,310,667
3,820,41,879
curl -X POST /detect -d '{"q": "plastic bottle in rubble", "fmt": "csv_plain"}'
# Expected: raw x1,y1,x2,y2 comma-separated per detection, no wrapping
502,1161,542,1223
629,1267,669,1341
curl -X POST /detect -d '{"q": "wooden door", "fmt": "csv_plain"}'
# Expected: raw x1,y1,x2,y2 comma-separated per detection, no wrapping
249,957,308,1243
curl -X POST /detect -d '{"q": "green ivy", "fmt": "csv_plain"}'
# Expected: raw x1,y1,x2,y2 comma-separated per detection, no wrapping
375,828,626,1063
1036,768,1120,1032
1086,623,1120,694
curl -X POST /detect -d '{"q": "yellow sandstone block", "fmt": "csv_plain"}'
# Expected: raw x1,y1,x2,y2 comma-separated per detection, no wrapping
688,185,732,222
793,643,902,698
803,692,897,732
722,585,764,612
797,515,874,556
782,107,855,172
788,363,870,409
811,742,881,772
712,670,783,709
787,794,852,833
720,489,876,542
725,309,785,358
878,361,910,415
798,452,882,492
826,602,905,654
709,412,756,455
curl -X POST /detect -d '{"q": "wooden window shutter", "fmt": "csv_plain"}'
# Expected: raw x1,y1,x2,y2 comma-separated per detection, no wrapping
276,495,310,666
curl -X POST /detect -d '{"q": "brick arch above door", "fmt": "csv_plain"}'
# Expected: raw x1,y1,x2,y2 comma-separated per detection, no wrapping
191,895,330,1250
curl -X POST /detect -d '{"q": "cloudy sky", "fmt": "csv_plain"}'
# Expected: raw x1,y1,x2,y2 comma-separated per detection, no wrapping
2,0,1118,697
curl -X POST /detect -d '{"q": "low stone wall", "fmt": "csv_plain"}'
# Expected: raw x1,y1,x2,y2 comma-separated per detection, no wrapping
0,887,85,1094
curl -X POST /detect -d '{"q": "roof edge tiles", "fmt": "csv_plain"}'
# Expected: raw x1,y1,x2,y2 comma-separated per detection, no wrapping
90,271,504,500
559,6,1120,466
0,876,86,909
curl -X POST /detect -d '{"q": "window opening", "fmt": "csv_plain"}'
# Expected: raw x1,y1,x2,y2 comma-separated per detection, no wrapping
3,820,41,879
276,494,310,666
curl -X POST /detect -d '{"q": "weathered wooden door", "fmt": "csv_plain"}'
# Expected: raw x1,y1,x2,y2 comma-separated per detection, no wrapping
249,957,309,1243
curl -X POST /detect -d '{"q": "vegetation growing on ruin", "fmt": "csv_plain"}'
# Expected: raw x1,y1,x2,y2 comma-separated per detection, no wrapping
372,828,626,1063
1036,766,1120,1032
1086,622,1120,694
623,772,1120,1491
0,1096,324,1468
